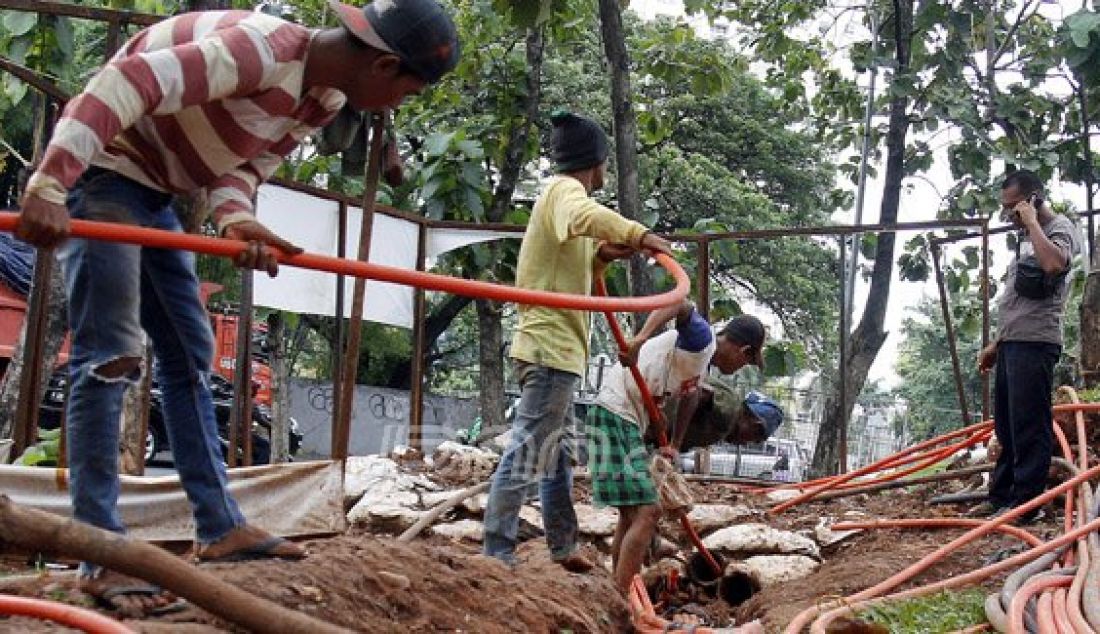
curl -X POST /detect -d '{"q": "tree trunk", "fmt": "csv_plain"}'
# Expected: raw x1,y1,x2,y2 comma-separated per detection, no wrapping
812,0,913,476
1082,247,1100,388
475,27,544,432
384,294,475,388
598,0,650,330
476,299,506,434
268,312,291,463
118,346,153,475
0,261,67,443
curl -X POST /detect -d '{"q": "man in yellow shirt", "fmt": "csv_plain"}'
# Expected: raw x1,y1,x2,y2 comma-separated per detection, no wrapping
483,111,671,570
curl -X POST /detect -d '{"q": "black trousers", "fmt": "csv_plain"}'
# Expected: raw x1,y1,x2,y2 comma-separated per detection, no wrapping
989,341,1061,508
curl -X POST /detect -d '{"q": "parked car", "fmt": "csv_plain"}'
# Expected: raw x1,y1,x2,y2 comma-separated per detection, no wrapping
681,438,809,482
39,368,301,466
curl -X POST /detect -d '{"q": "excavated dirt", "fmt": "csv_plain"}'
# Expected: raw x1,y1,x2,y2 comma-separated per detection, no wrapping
0,534,629,633
0,469,1067,633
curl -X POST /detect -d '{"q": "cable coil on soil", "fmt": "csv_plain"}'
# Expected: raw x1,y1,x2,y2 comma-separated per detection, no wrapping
764,399,1100,634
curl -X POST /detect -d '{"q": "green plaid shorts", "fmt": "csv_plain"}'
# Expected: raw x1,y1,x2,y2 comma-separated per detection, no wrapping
586,406,658,507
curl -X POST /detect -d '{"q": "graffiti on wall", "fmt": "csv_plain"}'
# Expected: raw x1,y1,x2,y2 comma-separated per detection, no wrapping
289,379,478,457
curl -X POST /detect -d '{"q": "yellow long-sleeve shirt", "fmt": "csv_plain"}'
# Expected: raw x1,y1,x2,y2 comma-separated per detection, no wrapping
511,176,649,376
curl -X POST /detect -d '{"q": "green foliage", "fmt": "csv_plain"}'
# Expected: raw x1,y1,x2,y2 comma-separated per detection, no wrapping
16,427,61,467
895,295,984,441
762,341,806,378
0,7,80,206
1079,385,1100,403
858,589,987,634
418,130,489,221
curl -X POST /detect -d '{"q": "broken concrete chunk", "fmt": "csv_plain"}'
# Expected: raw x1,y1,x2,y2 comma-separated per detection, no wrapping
685,504,756,535
742,554,819,586
763,489,802,503
430,441,498,462
814,518,861,547
518,505,544,530
701,523,820,559
574,504,618,537
415,488,486,512
346,501,423,533
430,442,500,483
420,490,490,515
431,519,485,542
344,456,400,505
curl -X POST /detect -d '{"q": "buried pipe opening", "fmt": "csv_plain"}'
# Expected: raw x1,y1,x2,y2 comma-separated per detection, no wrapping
687,551,726,591
718,568,762,606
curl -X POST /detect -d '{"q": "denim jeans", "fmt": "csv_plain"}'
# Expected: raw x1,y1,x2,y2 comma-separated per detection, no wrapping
483,363,579,565
989,341,1061,508
61,169,245,559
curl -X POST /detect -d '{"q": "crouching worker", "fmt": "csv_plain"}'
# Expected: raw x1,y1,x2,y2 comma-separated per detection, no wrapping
586,307,769,593
677,381,784,453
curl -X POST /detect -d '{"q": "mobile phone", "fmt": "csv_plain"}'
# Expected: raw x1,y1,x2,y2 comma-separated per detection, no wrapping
1029,193,1044,208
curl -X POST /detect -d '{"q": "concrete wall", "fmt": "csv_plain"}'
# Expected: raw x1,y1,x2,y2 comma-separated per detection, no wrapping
289,378,479,457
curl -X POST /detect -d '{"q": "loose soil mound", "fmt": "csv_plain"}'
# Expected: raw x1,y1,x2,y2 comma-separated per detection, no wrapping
0,535,630,633
0,465,1066,633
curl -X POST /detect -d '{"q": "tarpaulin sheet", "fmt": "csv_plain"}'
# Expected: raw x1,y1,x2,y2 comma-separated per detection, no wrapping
0,232,35,297
0,460,345,542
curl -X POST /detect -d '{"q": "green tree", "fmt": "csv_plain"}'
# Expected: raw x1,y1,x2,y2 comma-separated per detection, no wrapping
895,295,984,441
1059,7,1100,389
697,0,1092,474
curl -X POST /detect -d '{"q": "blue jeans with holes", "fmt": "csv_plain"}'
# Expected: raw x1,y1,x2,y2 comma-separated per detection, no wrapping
61,169,245,561
482,362,580,565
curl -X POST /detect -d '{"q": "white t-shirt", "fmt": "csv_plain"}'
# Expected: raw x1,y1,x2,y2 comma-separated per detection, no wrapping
595,311,715,433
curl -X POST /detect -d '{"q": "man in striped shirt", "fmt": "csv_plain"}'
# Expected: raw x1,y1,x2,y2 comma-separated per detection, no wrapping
15,0,458,607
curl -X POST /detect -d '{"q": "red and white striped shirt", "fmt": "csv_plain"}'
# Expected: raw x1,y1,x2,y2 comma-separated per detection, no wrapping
26,11,346,232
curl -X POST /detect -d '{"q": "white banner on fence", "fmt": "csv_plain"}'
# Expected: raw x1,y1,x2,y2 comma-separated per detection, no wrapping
252,184,522,328
0,460,345,542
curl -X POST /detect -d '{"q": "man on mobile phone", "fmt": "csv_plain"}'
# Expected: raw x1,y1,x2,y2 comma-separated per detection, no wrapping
971,170,1082,524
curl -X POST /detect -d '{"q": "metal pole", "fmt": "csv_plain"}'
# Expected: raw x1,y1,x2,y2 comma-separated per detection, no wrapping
980,221,991,421
104,18,122,59
11,252,52,460
698,237,710,320
838,237,848,474
408,224,427,452
332,112,386,461
331,202,347,450
846,11,880,317
229,271,254,467
1080,81,1096,266
930,242,971,427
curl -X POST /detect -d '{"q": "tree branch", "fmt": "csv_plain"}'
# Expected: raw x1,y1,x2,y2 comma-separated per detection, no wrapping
990,0,1038,68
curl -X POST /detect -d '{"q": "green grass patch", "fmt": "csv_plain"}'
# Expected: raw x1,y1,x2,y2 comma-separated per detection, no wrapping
857,589,987,633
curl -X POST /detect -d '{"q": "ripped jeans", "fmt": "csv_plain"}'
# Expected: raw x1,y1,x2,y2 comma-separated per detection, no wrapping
61,168,245,550
482,362,580,565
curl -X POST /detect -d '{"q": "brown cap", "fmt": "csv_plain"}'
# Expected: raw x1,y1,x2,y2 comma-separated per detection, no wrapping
720,315,766,369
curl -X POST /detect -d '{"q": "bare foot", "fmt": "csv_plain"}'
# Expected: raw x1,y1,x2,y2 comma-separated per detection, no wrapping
193,524,305,563
736,620,766,634
671,613,703,626
79,570,184,618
